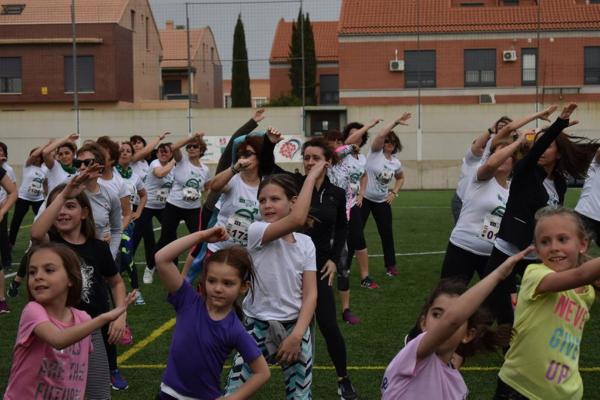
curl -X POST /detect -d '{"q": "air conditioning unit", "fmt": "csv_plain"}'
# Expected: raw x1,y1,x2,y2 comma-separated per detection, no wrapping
503,50,517,62
479,94,496,104
389,59,404,72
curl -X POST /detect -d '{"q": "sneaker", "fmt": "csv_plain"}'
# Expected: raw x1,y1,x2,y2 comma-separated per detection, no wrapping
134,291,145,305
7,280,20,298
110,369,129,390
386,266,399,277
360,276,379,289
342,309,361,325
142,266,154,284
337,376,358,400
0,300,9,314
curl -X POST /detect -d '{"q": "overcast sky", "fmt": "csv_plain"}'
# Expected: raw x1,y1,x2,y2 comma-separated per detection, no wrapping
149,0,341,79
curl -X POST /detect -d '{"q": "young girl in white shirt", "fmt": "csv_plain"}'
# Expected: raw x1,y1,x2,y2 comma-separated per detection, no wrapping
225,163,326,398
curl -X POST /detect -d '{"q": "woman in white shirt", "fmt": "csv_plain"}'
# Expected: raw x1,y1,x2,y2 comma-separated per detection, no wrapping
41,133,78,194
154,133,211,268
8,145,47,252
361,113,411,278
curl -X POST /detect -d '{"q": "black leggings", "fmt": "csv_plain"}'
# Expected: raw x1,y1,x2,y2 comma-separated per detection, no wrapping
493,377,529,399
131,207,163,269
483,246,533,325
316,263,348,378
576,212,600,247
9,198,43,245
101,322,118,371
155,203,200,262
361,198,396,268
339,205,367,290
0,215,9,268
440,242,488,284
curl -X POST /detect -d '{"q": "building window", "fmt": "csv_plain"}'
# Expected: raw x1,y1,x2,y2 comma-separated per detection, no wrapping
64,56,95,92
460,2,484,6
0,57,22,93
503,0,519,4
253,97,268,108
522,48,537,86
1,4,25,15
405,50,436,88
224,94,232,108
319,74,339,105
464,49,496,87
584,47,600,84
163,80,182,97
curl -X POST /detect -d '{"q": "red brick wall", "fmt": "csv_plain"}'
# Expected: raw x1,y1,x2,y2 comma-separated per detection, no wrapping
338,36,600,104
0,23,133,103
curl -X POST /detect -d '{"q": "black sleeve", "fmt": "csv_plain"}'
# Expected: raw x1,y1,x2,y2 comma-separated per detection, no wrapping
95,240,119,278
0,166,5,180
259,137,286,175
514,117,569,174
215,119,259,175
329,188,348,265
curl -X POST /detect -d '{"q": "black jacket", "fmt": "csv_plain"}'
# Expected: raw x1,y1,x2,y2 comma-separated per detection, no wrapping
496,117,569,249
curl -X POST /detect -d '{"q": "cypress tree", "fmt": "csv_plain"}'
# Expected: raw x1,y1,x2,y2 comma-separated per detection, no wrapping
288,10,303,100
231,14,251,107
303,13,317,105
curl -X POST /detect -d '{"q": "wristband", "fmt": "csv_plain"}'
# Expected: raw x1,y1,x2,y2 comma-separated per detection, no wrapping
231,165,240,174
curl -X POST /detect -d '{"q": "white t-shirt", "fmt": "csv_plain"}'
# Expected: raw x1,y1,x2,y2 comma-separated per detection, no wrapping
46,162,73,194
0,163,16,203
131,160,149,181
455,148,482,201
450,175,509,256
575,160,600,221
364,150,403,203
243,221,316,321
328,152,367,212
115,167,144,207
18,165,46,202
85,184,123,258
208,174,260,252
98,172,129,201
145,159,174,210
167,155,210,210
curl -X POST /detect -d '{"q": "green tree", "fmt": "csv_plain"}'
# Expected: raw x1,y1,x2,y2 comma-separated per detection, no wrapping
288,10,303,100
231,14,251,107
288,10,317,105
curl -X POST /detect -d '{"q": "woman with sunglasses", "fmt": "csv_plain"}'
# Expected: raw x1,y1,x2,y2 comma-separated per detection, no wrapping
42,133,79,193
137,143,176,284
154,133,210,270
361,113,410,278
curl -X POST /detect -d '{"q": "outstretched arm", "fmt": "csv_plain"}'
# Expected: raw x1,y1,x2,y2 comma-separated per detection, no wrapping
0,173,16,224
477,134,525,181
42,133,79,169
494,105,557,144
155,226,229,293
371,113,411,153
171,132,204,163
537,256,600,295
132,132,170,163
345,118,382,146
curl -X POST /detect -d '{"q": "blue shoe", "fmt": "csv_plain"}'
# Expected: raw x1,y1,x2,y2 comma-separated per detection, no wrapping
110,369,129,390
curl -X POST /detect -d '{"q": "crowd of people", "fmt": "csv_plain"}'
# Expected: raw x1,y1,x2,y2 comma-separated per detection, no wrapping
2,103,600,399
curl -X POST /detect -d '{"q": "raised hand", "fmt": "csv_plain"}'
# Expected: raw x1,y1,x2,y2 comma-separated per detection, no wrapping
67,133,80,143
266,126,283,144
306,160,328,180
202,226,229,243
538,105,558,122
62,164,103,199
158,131,171,141
369,118,383,128
235,158,252,171
495,246,534,280
253,108,266,123
395,112,412,126
560,103,577,120
191,132,205,140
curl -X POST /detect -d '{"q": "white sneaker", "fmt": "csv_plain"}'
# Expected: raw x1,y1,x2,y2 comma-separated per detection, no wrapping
134,291,146,305
143,267,154,284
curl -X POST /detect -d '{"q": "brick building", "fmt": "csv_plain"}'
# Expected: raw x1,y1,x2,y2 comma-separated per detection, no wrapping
338,0,600,105
269,18,339,105
160,20,223,108
222,79,270,108
0,0,162,105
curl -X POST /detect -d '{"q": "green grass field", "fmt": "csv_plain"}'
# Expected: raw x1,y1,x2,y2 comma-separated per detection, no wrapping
2,189,600,399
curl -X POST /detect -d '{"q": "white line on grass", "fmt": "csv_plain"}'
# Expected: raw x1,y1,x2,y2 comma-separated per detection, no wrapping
369,251,445,257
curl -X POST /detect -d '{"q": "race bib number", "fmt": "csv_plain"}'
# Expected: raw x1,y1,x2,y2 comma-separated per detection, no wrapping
481,214,502,242
28,181,43,197
156,188,168,204
182,187,199,202
225,211,255,246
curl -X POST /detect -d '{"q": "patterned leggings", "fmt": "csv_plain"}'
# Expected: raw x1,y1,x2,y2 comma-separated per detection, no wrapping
225,317,313,399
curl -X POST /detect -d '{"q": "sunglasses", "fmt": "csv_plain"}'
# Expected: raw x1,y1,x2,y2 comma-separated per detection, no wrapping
239,150,256,158
73,158,97,168
186,144,199,150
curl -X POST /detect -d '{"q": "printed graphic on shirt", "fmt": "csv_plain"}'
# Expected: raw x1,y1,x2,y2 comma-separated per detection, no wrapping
182,178,201,201
28,176,45,197
80,261,94,304
375,168,395,191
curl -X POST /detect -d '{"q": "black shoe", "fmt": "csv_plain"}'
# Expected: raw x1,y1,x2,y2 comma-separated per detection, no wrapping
7,280,20,298
338,376,358,400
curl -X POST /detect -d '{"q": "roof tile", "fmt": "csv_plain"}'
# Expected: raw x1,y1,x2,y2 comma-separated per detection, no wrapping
270,18,339,63
0,0,129,25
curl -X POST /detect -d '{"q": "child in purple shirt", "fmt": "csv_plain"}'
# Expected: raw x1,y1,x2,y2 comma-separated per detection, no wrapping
381,247,533,400
155,226,270,400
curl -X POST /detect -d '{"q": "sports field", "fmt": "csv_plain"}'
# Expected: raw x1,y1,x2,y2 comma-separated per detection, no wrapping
2,189,600,399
